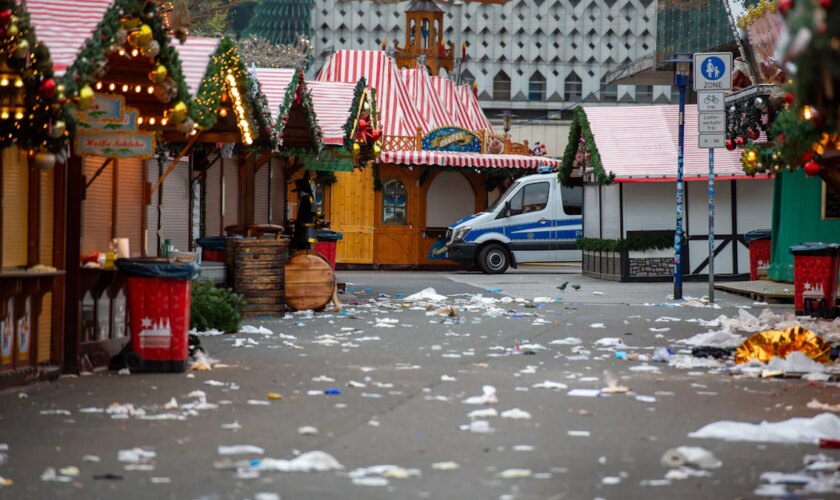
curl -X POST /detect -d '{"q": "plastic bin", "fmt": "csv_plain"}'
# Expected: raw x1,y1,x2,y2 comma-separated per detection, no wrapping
196,236,232,263
789,243,840,318
116,259,199,372
745,229,772,281
313,230,343,271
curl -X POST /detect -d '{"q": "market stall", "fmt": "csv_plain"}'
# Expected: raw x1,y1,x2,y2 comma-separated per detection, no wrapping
0,0,73,387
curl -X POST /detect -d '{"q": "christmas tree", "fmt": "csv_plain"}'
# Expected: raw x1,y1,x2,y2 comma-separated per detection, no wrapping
741,0,840,194
242,0,313,46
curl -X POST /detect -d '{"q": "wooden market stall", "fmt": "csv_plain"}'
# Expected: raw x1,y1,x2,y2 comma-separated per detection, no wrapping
315,49,557,268
31,0,198,372
0,0,73,388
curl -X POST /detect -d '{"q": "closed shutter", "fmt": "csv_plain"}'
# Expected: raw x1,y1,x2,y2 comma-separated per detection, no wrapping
582,184,600,238
2,147,28,267
160,160,190,252
270,158,286,226
39,169,54,265
37,292,51,363
82,156,113,255
205,159,221,236
223,157,240,228
115,158,144,257
254,164,269,224
601,184,621,239
146,158,161,255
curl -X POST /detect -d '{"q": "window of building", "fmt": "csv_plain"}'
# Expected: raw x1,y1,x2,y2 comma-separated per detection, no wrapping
382,179,407,224
493,71,511,101
459,69,475,86
507,182,549,216
528,71,546,101
564,71,582,102
600,76,617,102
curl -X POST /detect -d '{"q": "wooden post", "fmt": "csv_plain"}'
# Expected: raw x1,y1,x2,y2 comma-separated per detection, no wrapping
27,155,40,267
242,152,256,226
63,154,84,374
415,127,422,150
52,159,66,365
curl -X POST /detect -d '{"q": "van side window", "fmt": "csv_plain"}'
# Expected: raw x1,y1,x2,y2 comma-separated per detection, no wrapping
509,182,549,216
561,185,582,215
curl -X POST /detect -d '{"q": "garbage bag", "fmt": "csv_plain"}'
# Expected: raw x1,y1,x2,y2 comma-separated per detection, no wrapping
316,230,343,242
196,236,236,252
116,259,199,280
734,326,831,364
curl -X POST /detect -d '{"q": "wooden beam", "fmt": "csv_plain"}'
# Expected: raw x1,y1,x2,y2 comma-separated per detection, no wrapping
52,159,67,365
151,133,201,195
242,153,256,226
162,131,241,144
84,158,114,191
63,154,84,374
254,149,273,173
27,154,40,267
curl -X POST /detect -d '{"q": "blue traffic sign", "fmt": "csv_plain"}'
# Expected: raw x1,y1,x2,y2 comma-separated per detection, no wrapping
700,56,725,81
693,52,732,91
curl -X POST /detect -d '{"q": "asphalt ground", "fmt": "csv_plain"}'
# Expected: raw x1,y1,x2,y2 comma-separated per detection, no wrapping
0,268,836,499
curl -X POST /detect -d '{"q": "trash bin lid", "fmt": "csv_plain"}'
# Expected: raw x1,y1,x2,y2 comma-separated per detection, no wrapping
196,236,240,252
116,258,200,280
789,243,840,256
744,230,772,243
316,230,343,242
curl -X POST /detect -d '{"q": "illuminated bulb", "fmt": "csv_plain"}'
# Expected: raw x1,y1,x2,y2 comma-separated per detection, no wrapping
121,84,129,92
161,118,168,125
220,108,228,117
118,49,126,56
0,111,8,119
137,116,144,125
189,129,197,136
148,117,156,125
109,83,116,91
134,85,142,93
95,82,103,90
239,120,248,129
236,105,244,114
14,111,23,120
131,49,139,57
14,79,22,88
0,78,8,87
245,137,253,145
147,86,154,94
803,105,814,120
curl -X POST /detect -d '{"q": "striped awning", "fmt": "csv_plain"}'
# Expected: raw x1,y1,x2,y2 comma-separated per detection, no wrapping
430,76,473,129
400,67,456,129
173,37,220,95
583,105,753,182
28,0,113,76
380,150,559,170
317,50,428,138
308,81,359,146
253,68,293,122
456,83,494,133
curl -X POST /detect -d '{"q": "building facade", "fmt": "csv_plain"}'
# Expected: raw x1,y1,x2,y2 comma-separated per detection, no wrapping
310,0,676,130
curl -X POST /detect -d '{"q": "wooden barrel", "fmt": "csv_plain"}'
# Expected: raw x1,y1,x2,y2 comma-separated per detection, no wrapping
285,250,336,311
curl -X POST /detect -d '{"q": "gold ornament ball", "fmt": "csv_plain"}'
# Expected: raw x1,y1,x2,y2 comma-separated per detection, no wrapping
129,24,153,48
33,151,56,171
170,101,188,122
14,39,29,58
78,84,95,109
352,142,361,155
49,120,66,138
373,144,382,157
149,64,167,84
7,23,18,37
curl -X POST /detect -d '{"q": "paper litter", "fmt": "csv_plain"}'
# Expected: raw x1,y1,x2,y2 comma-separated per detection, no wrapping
252,451,344,472
661,446,722,469
217,445,264,456
497,469,532,479
403,287,447,302
462,385,498,405
500,408,532,419
532,380,568,390
460,420,494,433
432,461,460,470
467,408,498,419
689,413,840,444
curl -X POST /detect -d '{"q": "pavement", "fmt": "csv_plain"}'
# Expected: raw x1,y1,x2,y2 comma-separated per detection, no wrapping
1,267,838,499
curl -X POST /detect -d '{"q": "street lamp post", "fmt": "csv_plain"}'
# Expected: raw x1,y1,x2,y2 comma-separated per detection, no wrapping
672,53,692,301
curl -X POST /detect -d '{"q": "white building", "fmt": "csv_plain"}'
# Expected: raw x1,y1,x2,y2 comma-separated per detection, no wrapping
310,0,677,141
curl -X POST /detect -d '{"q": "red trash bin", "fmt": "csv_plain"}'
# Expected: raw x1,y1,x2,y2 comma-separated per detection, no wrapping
745,230,771,280
313,230,342,271
117,259,199,372
790,243,840,318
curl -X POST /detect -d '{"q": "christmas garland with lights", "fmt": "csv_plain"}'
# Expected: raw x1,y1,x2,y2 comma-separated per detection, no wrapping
191,37,273,145
274,68,323,153
343,77,367,151
0,0,74,163
740,0,840,188
60,0,192,127
559,106,614,186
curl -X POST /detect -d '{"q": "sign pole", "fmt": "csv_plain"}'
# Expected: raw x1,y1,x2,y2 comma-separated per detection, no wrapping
708,148,715,303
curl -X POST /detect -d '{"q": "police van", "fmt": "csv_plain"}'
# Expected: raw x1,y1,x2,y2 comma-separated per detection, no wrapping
445,170,582,273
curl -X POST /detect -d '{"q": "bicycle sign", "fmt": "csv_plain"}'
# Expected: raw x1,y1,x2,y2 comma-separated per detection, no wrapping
693,52,732,91
698,91,725,112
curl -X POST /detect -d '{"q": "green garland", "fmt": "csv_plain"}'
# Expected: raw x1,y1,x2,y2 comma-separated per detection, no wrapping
274,68,323,153
342,77,367,151
191,37,273,143
0,0,73,157
576,235,673,253
559,106,614,186
60,0,191,120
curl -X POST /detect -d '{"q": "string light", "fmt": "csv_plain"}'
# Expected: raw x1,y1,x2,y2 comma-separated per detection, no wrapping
134,84,142,93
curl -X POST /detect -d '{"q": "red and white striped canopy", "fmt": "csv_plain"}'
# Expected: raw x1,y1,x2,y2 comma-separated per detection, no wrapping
583,105,753,182
28,0,113,76
380,150,559,170
400,67,455,129
317,50,428,138
255,68,356,146
173,37,220,95
308,81,359,146
430,76,473,129
456,84,494,133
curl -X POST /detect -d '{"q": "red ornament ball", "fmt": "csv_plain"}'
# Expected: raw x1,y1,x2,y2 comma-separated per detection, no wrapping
777,133,785,144
820,0,831,8
804,160,820,177
784,92,794,104
38,79,57,98
801,151,814,162
736,136,745,146
747,128,759,140
725,139,735,151
779,0,794,13
0,10,11,28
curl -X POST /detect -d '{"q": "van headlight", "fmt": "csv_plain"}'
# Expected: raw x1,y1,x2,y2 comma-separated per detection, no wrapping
452,226,471,242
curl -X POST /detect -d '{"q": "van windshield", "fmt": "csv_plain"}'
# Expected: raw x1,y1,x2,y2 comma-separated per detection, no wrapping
487,181,521,213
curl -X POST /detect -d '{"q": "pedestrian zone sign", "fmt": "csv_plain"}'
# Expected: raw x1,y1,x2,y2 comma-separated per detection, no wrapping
693,52,732,92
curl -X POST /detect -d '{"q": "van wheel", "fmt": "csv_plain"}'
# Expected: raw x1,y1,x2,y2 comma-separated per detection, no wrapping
478,244,510,274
